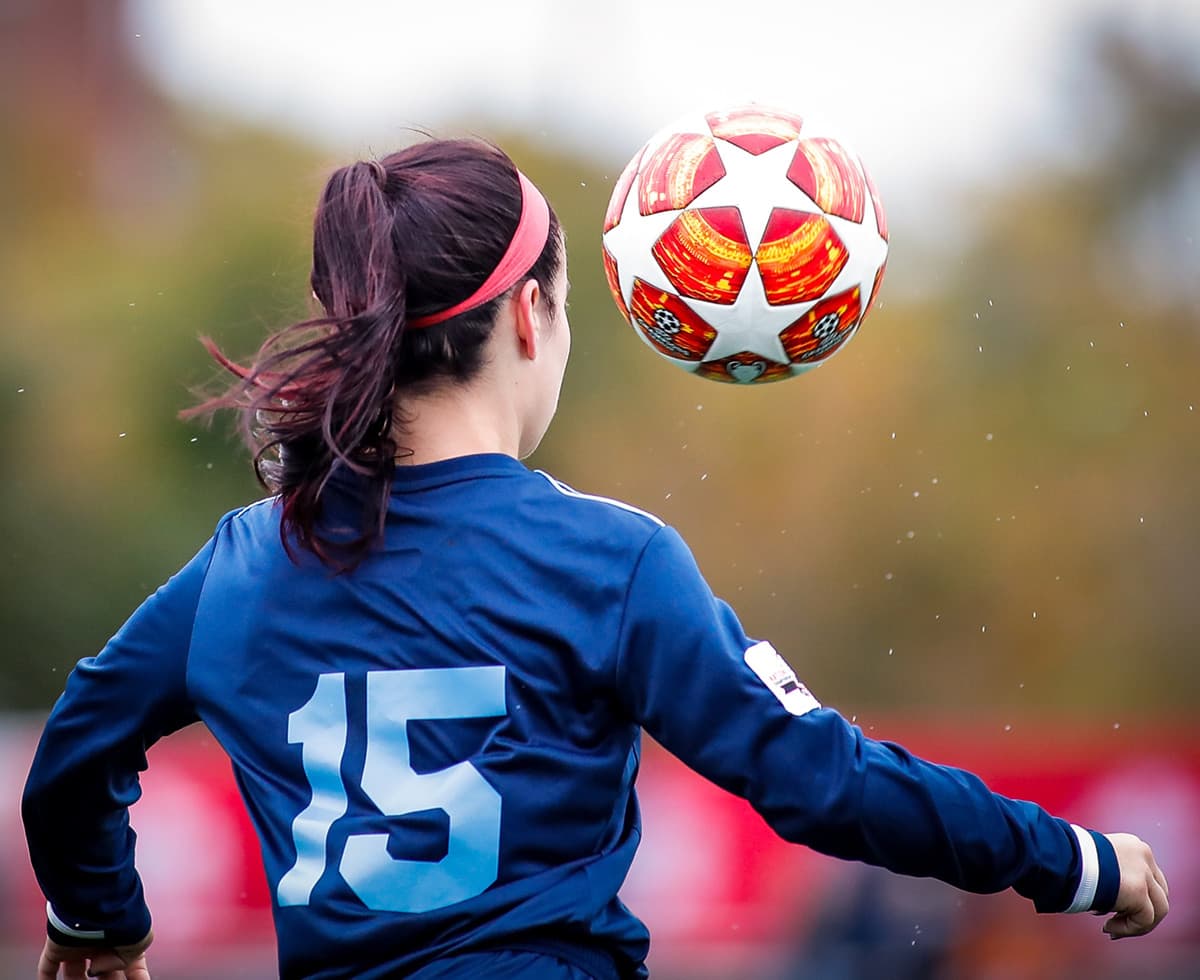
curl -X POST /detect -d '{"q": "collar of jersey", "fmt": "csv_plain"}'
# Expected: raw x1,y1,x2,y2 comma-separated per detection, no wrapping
387,452,528,492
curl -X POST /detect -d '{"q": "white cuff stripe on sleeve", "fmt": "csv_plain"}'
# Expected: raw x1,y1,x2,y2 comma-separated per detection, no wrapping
1066,824,1099,913
46,902,106,941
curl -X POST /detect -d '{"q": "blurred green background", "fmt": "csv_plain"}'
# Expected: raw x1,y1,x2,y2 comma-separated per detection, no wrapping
2,0,1196,722
3,2,1199,977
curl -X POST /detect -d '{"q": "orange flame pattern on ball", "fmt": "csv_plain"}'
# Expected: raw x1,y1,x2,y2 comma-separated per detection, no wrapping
787,138,866,222
866,260,886,319
864,164,888,240
778,286,861,363
629,278,718,361
604,147,643,233
602,246,629,321
697,352,791,384
638,133,725,215
756,208,848,305
652,207,752,305
705,105,804,155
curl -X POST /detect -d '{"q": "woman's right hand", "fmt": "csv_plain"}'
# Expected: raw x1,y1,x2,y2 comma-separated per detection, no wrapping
1103,833,1169,938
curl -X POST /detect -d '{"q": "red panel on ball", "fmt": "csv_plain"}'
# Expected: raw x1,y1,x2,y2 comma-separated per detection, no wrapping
756,209,848,305
604,146,644,233
629,278,718,361
602,246,630,321
706,105,804,155
778,286,861,363
864,161,888,241
786,138,866,222
638,133,726,215
697,352,791,384
865,260,886,323
652,207,752,305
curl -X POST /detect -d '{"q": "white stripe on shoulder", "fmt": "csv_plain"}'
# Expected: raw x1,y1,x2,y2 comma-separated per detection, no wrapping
232,496,277,520
536,472,664,527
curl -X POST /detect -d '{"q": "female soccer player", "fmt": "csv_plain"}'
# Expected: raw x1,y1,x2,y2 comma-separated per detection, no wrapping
23,140,1168,980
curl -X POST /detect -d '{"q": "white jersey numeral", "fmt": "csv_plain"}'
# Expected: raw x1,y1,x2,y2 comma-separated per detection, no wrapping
277,667,507,913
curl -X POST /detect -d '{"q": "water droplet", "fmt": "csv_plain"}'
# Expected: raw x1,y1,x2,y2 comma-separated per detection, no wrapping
891,431,896,439
884,571,894,581
985,432,994,441
695,404,703,411
987,299,994,307
1004,724,1013,732
981,624,987,632
206,462,213,470
888,647,894,656
118,432,127,438
1113,722,1121,730
16,387,24,393
664,492,672,499
700,473,708,481
974,312,980,319
931,477,939,485
1032,611,1038,619
1019,682,1025,689
190,437,198,443
1139,516,1144,524
906,530,915,539
978,345,984,352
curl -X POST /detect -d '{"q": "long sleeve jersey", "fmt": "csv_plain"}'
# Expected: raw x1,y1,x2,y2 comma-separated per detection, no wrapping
23,453,1119,979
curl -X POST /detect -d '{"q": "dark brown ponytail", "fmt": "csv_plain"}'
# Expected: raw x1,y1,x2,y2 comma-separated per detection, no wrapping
184,140,562,569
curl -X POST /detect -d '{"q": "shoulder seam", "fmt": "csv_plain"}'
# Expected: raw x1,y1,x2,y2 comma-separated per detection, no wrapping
612,524,670,701
231,495,277,520
535,472,664,527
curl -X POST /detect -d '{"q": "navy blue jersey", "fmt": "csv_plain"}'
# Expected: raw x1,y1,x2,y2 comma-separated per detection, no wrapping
24,454,1119,979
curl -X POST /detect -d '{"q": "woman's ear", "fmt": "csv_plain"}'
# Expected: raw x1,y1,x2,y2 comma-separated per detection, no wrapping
512,279,542,360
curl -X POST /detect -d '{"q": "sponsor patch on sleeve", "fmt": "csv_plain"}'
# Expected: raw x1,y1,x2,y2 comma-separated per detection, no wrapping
744,641,821,717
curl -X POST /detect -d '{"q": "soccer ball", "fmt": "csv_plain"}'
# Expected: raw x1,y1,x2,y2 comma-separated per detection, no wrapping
602,104,888,384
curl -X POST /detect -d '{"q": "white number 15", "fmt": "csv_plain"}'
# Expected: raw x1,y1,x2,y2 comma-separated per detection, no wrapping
276,666,507,914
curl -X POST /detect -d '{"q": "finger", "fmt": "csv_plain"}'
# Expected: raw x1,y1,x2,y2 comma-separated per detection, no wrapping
60,961,88,980
1153,863,1169,899
1148,877,1170,925
1104,912,1140,939
1104,892,1156,939
37,946,61,980
85,954,126,975
124,959,151,980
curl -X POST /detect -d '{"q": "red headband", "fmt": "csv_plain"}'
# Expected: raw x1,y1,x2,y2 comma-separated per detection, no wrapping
408,171,551,328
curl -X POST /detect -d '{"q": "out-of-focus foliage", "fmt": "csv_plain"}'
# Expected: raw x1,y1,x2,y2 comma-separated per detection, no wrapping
1,3,1196,719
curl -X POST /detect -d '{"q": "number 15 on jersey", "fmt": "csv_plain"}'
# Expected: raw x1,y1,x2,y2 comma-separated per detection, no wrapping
276,667,507,914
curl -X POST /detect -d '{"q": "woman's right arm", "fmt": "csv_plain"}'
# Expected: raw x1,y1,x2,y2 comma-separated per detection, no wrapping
613,525,1167,934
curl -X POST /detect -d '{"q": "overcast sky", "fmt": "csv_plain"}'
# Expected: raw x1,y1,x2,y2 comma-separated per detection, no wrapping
125,0,1199,217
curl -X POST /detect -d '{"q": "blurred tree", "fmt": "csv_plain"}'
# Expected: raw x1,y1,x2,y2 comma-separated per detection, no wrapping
1,2,1196,725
